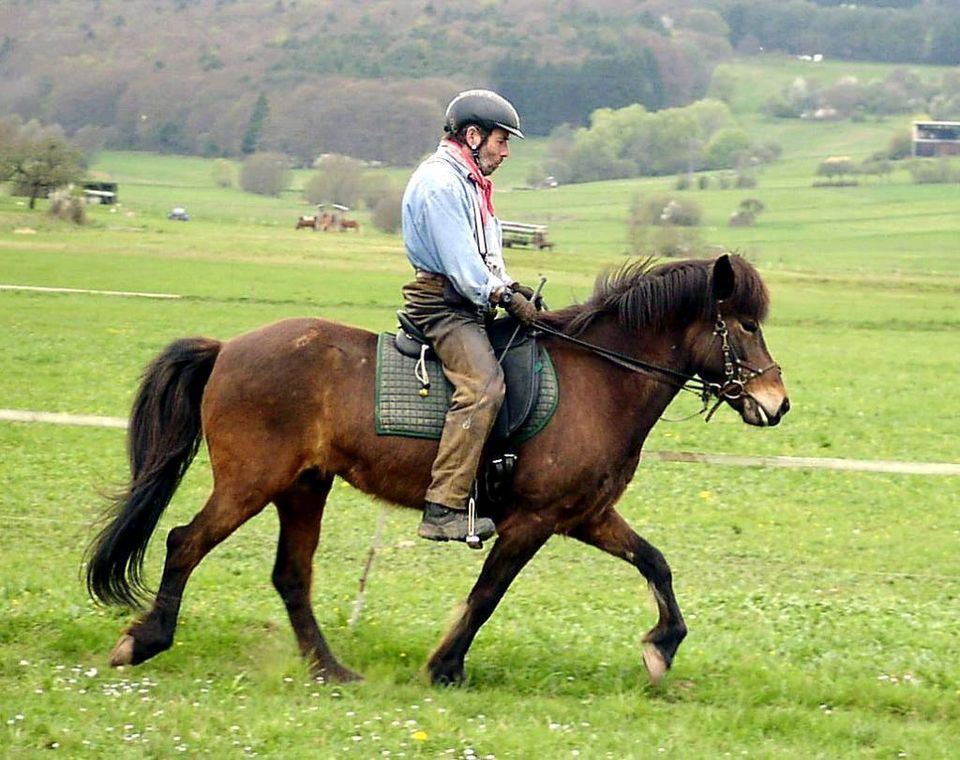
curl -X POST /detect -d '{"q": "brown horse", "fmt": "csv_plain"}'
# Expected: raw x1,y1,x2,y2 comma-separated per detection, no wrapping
339,218,361,232
85,254,789,686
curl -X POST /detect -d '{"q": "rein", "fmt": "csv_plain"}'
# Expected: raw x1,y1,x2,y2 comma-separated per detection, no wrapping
532,311,778,422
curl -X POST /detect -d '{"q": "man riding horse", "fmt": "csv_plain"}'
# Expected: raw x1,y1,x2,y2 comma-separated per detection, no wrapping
400,89,542,544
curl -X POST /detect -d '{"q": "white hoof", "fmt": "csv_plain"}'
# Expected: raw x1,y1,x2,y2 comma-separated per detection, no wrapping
109,635,135,667
642,645,668,685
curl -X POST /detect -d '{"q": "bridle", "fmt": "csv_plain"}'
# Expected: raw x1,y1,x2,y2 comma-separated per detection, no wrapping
702,312,780,421
532,309,780,422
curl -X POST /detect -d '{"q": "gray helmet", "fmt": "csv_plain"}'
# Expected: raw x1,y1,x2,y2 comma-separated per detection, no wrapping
444,89,524,139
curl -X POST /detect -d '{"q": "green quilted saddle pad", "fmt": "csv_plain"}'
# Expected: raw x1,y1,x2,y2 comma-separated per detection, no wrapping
374,332,558,443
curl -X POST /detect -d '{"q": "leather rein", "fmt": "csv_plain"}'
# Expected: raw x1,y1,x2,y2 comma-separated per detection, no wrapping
532,311,779,422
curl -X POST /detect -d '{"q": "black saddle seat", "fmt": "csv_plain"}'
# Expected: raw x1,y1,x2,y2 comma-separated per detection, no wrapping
394,310,540,440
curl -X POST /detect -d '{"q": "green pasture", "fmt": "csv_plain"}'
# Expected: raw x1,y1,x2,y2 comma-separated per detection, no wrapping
2,56,959,757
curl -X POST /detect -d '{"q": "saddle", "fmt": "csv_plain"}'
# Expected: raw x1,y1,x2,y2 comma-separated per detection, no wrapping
375,311,558,444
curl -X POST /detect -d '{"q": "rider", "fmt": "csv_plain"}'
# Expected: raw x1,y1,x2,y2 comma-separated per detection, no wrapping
401,89,540,543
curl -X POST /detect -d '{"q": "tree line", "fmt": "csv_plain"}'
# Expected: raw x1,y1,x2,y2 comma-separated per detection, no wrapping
540,99,779,185
719,0,960,65
764,68,960,122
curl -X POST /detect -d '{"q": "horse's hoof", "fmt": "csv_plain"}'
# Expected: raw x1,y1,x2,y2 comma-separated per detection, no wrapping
331,667,364,684
642,645,668,685
315,664,364,684
109,635,136,667
428,666,464,687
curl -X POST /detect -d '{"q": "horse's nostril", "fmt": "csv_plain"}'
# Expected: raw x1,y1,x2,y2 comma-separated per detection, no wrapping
781,397,791,415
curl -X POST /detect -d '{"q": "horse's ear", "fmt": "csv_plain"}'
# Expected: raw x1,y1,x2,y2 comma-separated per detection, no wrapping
712,254,736,302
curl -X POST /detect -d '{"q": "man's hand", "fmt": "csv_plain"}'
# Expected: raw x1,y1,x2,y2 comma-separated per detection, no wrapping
510,281,545,310
502,291,538,325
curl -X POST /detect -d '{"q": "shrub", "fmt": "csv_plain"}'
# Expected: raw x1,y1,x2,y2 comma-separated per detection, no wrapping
703,127,751,170
212,159,234,188
240,152,289,196
860,158,893,181
816,157,858,184
907,159,960,184
47,187,86,224
305,154,363,207
360,173,395,210
371,185,404,234
887,128,913,160
728,198,765,227
651,226,703,257
631,194,702,228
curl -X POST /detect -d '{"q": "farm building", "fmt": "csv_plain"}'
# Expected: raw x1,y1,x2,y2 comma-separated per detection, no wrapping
912,121,960,157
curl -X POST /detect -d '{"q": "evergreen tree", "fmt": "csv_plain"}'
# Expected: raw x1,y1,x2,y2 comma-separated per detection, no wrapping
241,93,269,155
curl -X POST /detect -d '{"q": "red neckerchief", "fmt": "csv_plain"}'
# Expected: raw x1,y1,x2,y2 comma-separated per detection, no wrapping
441,138,495,223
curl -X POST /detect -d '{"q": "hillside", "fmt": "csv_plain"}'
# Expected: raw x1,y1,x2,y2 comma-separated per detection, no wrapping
1,0,957,165
0,0,729,162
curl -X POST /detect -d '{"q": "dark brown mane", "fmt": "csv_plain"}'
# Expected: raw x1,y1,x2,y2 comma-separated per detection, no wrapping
540,255,769,335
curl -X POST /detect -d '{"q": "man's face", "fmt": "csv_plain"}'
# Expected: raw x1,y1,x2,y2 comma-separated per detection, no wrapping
471,127,511,176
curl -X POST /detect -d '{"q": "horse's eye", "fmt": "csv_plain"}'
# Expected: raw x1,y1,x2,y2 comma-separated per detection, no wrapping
741,319,759,334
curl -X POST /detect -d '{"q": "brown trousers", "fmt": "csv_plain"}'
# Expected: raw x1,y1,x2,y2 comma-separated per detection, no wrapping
401,273,505,510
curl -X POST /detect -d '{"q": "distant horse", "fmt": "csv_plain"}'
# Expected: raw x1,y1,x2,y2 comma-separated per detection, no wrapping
339,218,361,232
295,216,317,230
86,254,789,686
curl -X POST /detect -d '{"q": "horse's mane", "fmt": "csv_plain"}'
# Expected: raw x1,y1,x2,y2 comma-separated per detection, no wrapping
539,255,769,335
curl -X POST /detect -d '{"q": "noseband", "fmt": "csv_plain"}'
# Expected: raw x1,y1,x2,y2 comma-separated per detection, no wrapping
533,310,779,422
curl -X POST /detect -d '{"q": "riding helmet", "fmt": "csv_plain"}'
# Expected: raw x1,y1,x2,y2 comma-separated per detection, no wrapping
444,89,524,139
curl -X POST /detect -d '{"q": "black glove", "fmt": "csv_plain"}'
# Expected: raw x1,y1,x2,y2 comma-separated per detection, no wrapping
501,290,539,325
510,281,545,310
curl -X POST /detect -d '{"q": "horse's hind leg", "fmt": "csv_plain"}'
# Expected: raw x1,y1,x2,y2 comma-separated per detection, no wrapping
570,507,687,685
110,487,269,668
272,476,361,683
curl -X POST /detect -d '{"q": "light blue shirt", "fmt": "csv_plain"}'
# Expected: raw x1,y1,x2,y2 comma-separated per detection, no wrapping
402,144,511,308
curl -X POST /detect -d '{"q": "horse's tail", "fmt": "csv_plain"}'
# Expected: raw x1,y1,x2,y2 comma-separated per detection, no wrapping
85,337,222,609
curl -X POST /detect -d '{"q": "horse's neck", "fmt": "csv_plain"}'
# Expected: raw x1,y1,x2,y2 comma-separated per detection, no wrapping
579,318,688,443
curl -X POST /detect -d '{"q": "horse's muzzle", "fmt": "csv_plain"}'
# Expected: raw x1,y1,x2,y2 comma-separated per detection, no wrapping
744,393,790,427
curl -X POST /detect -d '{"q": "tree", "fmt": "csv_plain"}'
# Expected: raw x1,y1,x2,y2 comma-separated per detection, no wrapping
5,134,85,209
887,129,913,160
241,93,269,155
239,152,288,196
816,156,858,185
860,157,893,181
304,155,363,207
360,173,395,210
703,127,752,170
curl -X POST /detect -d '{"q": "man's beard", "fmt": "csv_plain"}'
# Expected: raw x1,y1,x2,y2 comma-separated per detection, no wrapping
478,156,499,176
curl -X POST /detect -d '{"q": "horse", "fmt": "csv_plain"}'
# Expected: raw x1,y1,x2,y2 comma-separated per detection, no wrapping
85,254,789,687
339,218,361,232
295,215,316,230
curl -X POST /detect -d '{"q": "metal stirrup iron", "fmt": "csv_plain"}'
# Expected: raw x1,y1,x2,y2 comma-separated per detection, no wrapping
466,487,482,549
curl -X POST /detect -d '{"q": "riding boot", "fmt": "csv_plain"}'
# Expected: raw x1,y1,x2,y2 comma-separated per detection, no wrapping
417,501,496,542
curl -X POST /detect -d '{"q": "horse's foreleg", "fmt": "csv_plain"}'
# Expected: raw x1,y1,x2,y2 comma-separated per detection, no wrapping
273,482,362,683
569,508,686,685
109,488,268,668
426,517,551,686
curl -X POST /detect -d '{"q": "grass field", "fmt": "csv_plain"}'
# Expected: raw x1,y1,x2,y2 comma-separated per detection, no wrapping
2,55,959,758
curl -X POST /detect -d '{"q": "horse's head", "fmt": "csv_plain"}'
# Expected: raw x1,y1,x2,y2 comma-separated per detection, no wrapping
688,255,790,427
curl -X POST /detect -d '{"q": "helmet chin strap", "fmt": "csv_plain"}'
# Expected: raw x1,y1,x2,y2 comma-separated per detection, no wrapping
466,126,487,166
